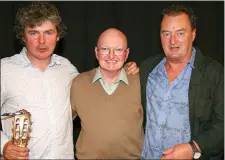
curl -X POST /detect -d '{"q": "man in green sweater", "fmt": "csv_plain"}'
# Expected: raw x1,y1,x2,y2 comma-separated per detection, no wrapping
140,4,223,160
70,28,144,159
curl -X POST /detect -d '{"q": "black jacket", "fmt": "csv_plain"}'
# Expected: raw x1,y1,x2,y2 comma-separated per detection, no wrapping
139,47,224,159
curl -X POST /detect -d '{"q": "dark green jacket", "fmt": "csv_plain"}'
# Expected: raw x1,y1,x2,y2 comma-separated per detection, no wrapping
140,47,224,159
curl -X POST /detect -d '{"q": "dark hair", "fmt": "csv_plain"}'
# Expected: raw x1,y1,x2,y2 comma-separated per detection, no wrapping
161,4,197,30
14,2,66,40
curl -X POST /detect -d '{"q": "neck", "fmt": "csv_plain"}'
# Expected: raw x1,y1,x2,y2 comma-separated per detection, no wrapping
166,51,192,71
26,53,51,72
100,68,121,84
165,61,187,74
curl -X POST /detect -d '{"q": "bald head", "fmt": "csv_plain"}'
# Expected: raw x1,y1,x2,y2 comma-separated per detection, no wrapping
95,28,130,77
97,28,128,49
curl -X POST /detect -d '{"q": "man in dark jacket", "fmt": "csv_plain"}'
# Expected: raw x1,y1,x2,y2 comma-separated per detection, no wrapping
140,4,224,160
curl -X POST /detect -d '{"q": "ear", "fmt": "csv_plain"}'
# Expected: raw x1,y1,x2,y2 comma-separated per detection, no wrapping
192,29,196,42
22,36,25,43
57,36,60,42
95,46,99,59
124,48,130,62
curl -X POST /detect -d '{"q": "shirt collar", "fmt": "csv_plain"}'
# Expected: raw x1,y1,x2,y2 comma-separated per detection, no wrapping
20,47,61,68
49,54,61,66
92,67,129,85
20,47,31,67
161,47,196,68
188,47,196,68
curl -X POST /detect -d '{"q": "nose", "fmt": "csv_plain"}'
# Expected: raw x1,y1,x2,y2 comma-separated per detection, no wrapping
38,34,46,44
170,34,177,45
108,49,115,59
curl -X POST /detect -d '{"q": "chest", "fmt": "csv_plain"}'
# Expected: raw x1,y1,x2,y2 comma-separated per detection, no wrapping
2,66,72,109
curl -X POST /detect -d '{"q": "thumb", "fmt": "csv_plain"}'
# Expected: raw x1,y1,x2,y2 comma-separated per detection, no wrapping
162,147,173,155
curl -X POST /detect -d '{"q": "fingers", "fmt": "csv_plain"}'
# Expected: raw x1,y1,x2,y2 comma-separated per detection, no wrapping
161,147,174,159
5,153,29,160
127,68,139,75
125,61,135,69
125,62,139,75
162,147,173,155
125,62,132,67
5,149,29,160
161,144,193,160
3,141,29,160
161,154,173,160
11,147,29,157
134,68,140,74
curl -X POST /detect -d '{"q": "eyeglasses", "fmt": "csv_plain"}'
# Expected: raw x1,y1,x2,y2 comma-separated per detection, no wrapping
97,47,127,56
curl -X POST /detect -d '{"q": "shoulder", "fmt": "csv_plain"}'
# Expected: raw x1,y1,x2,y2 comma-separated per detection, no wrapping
203,56,223,79
197,52,223,75
53,54,79,78
204,56,223,71
139,54,164,80
127,73,140,84
194,46,223,74
1,54,20,65
195,54,224,85
72,69,95,85
1,54,21,71
140,54,164,69
53,54,74,67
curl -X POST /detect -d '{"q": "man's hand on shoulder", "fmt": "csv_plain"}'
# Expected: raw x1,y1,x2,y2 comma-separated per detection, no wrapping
124,61,139,75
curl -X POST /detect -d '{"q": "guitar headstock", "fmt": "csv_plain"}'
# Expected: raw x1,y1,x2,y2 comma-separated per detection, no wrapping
11,109,32,148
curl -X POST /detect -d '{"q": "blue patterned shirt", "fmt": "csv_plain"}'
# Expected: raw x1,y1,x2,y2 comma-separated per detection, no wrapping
142,48,196,159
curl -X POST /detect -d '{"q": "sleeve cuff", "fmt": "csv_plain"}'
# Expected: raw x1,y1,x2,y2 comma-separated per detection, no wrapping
1,131,10,155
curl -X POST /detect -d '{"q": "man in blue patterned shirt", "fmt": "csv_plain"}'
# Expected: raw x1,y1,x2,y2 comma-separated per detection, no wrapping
140,4,223,160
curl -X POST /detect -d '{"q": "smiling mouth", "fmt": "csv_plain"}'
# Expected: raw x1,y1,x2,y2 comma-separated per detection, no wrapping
106,61,117,63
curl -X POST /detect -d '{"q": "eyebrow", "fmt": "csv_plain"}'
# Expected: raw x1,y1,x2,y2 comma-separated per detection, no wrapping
27,29,56,32
161,28,186,33
99,46,124,49
176,28,186,32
